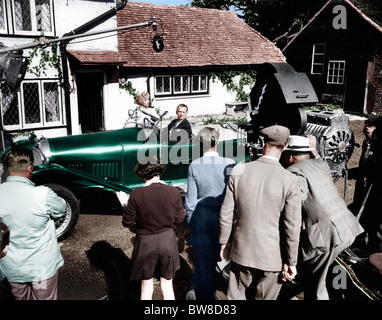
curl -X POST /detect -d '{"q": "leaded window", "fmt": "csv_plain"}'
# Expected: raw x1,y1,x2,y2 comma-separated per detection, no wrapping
155,76,171,95
0,0,7,32
174,75,189,94
154,74,208,96
0,79,63,130
6,0,54,36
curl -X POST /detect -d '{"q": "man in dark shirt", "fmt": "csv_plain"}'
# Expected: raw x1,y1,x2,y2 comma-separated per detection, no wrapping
167,104,193,145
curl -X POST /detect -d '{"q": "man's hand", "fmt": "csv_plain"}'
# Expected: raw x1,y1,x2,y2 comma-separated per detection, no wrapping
364,125,376,139
306,134,319,158
281,264,297,282
183,227,191,240
220,244,227,261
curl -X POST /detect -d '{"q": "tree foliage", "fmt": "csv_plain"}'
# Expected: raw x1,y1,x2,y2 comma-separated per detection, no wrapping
191,0,327,40
192,0,328,101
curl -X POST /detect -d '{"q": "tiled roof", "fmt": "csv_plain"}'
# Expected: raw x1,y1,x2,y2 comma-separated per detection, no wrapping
69,1,285,68
67,50,124,65
117,1,285,68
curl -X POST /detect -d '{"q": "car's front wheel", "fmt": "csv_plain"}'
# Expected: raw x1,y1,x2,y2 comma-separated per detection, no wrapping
44,183,80,242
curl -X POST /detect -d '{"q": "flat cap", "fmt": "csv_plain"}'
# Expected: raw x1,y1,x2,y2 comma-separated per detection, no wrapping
260,125,290,144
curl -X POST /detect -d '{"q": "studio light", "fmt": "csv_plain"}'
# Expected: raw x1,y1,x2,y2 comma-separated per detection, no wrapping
152,34,164,52
150,17,164,53
0,50,28,89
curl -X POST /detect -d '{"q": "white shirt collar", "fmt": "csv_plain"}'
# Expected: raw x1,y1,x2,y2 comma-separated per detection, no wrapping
203,151,219,157
261,155,279,162
144,178,167,187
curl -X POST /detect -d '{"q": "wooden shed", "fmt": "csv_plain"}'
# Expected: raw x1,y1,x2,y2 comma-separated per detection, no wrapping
282,0,382,115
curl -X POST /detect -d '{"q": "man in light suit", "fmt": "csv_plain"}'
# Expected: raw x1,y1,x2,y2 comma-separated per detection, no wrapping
167,104,193,145
284,135,364,300
219,125,302,300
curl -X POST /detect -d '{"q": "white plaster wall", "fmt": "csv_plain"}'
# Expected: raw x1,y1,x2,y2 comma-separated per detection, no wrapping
54,0,118,51
0,0,118,71
121,75,238,123
153,79,238,118
103,81,129,130
69,66,81,135
104,75,239,130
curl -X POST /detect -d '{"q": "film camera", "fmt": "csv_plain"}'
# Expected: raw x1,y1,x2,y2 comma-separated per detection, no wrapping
240,62,353,180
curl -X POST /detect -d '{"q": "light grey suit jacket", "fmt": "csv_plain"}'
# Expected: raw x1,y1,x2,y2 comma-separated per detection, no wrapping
287,158,364,262
219,157,302,272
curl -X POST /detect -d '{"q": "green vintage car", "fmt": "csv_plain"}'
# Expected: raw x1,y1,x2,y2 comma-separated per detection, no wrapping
0,116,247,241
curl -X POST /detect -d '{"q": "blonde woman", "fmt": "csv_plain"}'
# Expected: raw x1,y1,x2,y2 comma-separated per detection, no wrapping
125,92,158,128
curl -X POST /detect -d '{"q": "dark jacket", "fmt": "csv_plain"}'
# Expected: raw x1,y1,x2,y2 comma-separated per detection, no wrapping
167,119,192,145
122,182,185,235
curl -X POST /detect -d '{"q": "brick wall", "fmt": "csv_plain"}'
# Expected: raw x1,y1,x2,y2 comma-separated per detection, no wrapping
368,45,382,114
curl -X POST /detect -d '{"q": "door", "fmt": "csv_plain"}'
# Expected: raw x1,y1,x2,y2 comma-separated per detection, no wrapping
343,58,368,114
76,72,104,133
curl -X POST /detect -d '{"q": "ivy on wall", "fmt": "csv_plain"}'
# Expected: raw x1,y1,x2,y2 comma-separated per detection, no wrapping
210,70,257,102
119,79,137,98
27,41,62,78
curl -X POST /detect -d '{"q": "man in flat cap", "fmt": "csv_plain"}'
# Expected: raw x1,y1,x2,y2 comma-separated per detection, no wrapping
219,125,302,300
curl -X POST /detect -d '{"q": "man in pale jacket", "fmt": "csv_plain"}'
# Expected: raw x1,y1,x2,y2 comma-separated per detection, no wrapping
0,147,66,300
219,125,302,300
284,135,364,299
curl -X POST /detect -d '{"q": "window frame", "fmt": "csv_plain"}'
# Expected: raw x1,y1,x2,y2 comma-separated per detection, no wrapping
20,80,44,128
327,60,346,85
311,43,326,75
154,75,172,96
191,74,208,93
1,78,64,130
10,0,55,36
0,0,8,33
173,75,190,94
41,79,63,126
154,74,209,97
0,85,22,130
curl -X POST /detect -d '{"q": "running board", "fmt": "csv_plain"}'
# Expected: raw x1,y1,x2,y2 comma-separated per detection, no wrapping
335,256,380,300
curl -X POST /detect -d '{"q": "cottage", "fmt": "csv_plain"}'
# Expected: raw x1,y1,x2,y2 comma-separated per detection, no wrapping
0,0,285,139
282,0,382,115
67,1,285,133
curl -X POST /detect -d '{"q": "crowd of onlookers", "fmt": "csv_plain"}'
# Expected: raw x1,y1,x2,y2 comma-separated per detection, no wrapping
0,96,381,300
